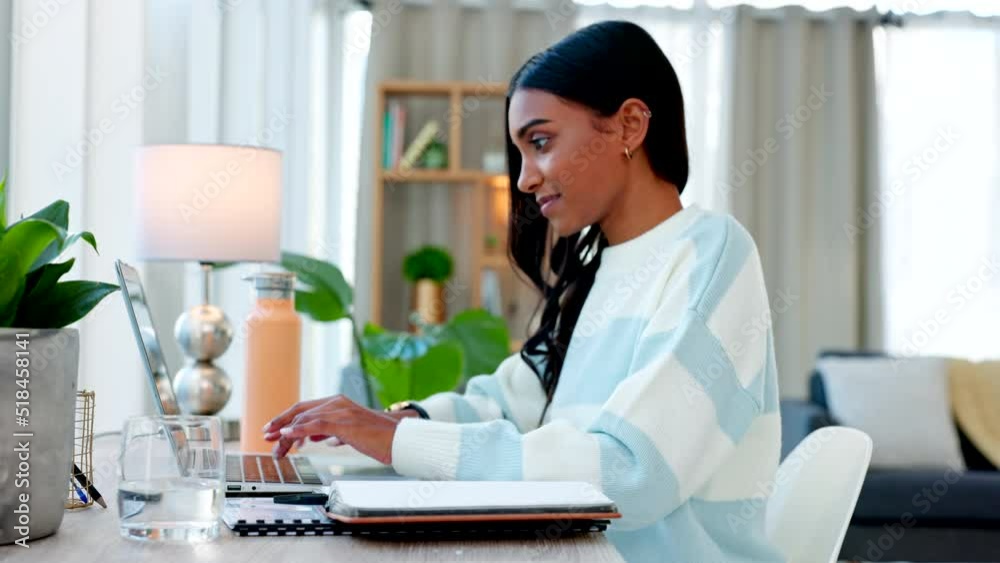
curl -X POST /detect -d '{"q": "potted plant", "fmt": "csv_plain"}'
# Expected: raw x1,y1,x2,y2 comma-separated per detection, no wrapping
0,178,118,546
402,245,454,327
280,253,508,409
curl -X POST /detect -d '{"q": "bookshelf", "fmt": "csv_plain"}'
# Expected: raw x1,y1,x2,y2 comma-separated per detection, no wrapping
371,80,529,347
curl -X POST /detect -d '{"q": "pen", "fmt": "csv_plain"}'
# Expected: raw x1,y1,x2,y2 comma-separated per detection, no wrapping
72,463,107,509
70,481,88,504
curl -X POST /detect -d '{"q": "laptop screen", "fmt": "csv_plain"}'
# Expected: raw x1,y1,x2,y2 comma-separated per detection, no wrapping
115,260,181,416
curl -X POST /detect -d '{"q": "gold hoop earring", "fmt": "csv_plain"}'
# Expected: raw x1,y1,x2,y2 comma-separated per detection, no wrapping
624,146,633,160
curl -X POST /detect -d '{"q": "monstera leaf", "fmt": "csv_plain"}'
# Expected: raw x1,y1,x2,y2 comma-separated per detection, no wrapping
361,323,464,406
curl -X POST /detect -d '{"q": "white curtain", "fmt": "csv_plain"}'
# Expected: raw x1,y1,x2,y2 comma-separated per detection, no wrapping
0,2,10,174
877,14,1000,361
9,0,148,433
7,0,365,432
721,6,882,397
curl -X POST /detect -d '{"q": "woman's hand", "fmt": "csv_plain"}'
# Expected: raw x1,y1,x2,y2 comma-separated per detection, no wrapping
262,395,408,464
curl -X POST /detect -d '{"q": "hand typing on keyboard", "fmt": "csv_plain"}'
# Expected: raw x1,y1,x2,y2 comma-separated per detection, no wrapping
263,394,412,465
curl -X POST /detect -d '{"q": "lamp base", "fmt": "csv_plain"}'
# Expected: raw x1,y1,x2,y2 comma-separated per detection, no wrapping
173,288,235,415
173,361,232,415
174,304,233,361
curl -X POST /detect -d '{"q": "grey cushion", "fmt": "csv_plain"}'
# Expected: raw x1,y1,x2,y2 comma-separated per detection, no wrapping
809,350,997,471
853,470,1000,525
810,349,888,409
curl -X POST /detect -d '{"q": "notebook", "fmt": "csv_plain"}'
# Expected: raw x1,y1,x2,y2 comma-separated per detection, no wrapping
223,481,621,538
223,498,338,536
325,480,621,523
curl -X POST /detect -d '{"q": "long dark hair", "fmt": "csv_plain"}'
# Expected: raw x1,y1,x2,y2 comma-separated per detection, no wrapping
505,21,690,423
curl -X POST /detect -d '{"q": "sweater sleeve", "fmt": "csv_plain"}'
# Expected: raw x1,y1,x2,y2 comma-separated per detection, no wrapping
414,353,547,432
393,306,766,528
392,219,773,530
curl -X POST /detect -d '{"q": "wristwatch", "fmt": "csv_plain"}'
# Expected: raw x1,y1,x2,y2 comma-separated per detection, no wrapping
385,401,430,419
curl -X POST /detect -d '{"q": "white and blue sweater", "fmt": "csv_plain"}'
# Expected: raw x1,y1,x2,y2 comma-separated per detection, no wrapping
391,205,785,563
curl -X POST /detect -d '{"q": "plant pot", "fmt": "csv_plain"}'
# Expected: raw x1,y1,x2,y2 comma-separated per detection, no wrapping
411,279,446,328
0,329,79,546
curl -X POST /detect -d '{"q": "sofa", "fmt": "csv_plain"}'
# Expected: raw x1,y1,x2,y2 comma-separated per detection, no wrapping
780,351,1000,562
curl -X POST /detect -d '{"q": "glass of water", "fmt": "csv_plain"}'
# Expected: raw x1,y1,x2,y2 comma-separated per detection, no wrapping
118,415,224,542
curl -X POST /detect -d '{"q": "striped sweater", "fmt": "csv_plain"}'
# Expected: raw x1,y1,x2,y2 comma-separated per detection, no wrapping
391,205,785,563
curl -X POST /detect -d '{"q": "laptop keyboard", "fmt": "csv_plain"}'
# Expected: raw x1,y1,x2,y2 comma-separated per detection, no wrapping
225,454,323,485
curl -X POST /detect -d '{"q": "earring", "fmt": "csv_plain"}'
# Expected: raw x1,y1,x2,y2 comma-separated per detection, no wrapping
624,146,633,160
643,110,652,118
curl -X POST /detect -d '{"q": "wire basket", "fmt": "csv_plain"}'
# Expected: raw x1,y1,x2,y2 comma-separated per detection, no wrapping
65,390,96,510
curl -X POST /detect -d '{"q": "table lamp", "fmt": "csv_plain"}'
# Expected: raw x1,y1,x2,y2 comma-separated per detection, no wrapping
136,144,282,415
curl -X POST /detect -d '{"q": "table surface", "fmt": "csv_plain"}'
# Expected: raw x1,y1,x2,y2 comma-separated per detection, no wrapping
2,435,625,563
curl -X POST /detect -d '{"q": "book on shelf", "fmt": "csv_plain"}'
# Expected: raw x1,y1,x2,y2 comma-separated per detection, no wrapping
392,101,405,167
382,106,392,169
398,120,440,170
382,100,407,168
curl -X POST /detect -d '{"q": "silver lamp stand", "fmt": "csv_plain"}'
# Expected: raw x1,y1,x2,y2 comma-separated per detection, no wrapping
172,262,234,415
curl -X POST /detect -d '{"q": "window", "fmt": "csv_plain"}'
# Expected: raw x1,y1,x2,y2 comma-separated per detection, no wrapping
303,5,372,397
876,21,1000,359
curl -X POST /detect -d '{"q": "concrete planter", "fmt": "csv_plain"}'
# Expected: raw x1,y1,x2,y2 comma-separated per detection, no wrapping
0,329,79,546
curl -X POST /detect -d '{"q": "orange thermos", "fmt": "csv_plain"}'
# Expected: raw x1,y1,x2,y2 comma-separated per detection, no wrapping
241,272,301,453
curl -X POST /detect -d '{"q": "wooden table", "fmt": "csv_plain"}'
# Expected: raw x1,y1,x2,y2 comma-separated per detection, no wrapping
2,435,625,563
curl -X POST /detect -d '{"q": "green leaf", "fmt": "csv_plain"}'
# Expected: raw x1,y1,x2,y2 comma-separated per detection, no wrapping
432,309,510,379
0,257,24,327
0,192,112,328
362,340,463,405
0,282,25,328
30,230,98,271
13,281,119,328
0,218,66,276
81,231,97,250
8,200,98,271
23,258,75,300
408,341,463,400
281,251,353,314
363,322,385,337
294,289,348,322
363,356,409,407
360,325,463,405
24,199,69,229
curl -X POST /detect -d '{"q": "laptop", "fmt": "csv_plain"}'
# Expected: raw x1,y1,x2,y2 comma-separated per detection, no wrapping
115,259,329,495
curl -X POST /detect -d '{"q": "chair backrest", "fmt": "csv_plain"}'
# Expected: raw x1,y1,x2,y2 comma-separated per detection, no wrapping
765,426,873,563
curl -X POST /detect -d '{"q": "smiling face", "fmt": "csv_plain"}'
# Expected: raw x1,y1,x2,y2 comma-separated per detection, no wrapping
507,88,629,238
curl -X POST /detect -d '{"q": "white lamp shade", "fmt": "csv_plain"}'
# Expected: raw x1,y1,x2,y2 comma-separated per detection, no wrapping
136,144,282,263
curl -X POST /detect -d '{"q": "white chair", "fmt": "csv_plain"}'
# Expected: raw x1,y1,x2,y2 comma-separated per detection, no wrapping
765,426,873,563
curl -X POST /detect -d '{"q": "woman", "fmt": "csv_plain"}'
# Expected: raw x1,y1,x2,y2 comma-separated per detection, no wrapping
265,21,784,562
